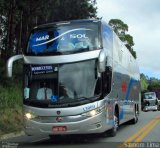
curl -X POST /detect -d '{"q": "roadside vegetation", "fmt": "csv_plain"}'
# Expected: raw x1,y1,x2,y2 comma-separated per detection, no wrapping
140,73,160,93
0,61,23,136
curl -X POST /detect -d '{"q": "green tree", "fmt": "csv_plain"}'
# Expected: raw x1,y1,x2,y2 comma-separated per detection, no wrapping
47,0,97,22
147,77,160,91
109,19,136,58
140,73,160,92
140,73,149,92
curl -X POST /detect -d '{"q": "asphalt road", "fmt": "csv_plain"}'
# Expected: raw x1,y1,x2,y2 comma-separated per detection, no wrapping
1,111,160,148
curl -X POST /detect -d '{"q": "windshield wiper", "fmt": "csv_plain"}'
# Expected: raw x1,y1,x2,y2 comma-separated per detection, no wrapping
77,96,99,103
49,97,95,107
26,51,62,56
72,47,89,53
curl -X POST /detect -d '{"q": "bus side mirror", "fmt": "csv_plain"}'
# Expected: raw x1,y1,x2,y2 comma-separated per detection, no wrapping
6,55,23,77
98,50,106,73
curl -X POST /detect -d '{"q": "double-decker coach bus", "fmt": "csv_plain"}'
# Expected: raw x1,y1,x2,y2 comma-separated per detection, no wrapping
7,19,140,137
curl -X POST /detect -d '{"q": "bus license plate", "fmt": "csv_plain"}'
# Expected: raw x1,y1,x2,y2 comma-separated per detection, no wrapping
52,126,67,132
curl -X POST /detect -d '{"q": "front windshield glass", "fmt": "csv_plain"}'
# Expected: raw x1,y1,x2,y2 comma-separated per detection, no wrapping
26,22,100,56
144,92,156,100
59,60,99,100
23,60,101,108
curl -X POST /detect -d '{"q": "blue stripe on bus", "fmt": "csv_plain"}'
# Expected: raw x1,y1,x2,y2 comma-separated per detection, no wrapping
119,108,124,120
119,78,138,121
124,78,138,102
125,79,133,102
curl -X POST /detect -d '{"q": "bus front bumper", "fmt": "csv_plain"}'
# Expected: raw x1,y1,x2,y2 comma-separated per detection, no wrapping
24,112,112,136
143,105,157,111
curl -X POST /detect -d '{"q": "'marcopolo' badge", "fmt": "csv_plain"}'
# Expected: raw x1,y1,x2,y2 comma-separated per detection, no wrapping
56,117,63,122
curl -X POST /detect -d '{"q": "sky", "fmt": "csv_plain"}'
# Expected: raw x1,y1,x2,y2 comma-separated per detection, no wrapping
96,0,160,79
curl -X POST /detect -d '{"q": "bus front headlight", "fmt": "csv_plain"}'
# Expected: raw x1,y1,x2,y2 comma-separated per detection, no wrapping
82,106,104,117
25,112,37,120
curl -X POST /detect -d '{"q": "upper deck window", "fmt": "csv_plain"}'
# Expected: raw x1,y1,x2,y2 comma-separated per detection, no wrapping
26,22,100,56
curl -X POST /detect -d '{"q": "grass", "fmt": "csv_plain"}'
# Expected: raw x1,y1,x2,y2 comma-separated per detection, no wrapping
0,78,23,136
0,106,23,135
0,83,22,108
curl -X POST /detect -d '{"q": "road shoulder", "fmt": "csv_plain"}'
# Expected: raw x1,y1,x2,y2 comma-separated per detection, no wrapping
0,131,25,140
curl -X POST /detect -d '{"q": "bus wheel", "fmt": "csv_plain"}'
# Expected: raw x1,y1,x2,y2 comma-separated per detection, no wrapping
109,113,119,137
130,107,138,124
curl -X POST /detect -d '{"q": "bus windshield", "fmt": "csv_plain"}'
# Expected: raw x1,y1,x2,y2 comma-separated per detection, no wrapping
26,22,100,56
23,60,101,108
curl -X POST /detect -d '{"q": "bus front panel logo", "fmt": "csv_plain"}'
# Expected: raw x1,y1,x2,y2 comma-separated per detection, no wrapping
57,111,61,115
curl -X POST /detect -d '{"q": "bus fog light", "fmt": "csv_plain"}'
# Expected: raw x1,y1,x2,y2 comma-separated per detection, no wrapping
25,112,36,120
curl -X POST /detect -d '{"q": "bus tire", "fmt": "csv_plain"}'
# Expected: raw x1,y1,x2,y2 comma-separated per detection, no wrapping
108,112,119,137
130,106,138,124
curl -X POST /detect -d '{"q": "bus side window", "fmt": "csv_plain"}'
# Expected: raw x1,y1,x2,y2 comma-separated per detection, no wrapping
102,67,112,95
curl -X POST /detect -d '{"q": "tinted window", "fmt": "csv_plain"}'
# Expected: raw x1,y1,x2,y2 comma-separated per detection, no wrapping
26,22,100,55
